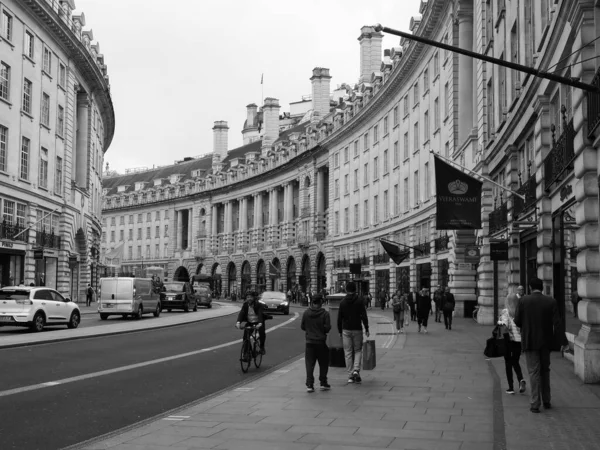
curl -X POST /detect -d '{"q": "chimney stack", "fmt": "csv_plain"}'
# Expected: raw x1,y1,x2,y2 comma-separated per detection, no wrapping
212,120,229,163
261,98,280,154
358,25,384,83
310,67,332,119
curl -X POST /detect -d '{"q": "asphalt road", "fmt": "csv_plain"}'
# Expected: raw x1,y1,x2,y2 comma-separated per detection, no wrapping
0,312,305,450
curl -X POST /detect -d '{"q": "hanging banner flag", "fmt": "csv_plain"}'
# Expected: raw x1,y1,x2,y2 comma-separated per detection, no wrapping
434,155,483,229
380,240,410,265
268,261,280,278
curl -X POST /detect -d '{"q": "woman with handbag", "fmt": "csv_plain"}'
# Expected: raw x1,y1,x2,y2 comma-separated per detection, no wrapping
391,293,406,334
498,293,526,395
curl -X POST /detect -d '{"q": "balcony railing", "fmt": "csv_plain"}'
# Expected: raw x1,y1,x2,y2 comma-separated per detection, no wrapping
297,235,310,246
434,235,449,252
196,230,207,238
513,176,537,219
241,244,249,253
334,258,349,268
544,118,575,190
257,243,265,251
0,222,28,242
286,238,296,246
315,231,327,241
271,240,281,249
489,201,508,234
301,207,311,218
588,66,600,139
358,255,370,265
373,253,390,264
414,242,430,257
36,229,61,249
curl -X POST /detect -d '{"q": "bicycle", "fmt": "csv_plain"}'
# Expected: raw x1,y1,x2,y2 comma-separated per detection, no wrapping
473,305,480,322
239,323,263,373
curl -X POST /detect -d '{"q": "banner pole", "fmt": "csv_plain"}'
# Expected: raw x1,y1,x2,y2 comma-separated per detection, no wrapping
430,150,526,201
379,238,423,254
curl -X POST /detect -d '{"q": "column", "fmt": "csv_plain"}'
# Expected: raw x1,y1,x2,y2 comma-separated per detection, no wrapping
187,208,192,250
316,170,325,215
212,204,218,250
286,183,294,222
254,193,263,247
457,1,474,145
176,210,183,250
239,198,246,231
571,4,600,383
75,93,90,188
225,201,232,248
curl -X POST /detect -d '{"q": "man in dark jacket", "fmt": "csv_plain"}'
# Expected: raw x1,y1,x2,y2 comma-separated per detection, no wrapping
337,281,370,384
407,289,417,321
514,277,568,413
433,285,443,322
236,291,267,355
301,294,331,392
442,286,456,330
416,288,431,333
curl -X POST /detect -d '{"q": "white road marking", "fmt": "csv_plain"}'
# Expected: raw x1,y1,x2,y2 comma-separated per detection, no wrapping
0,313,299,399
233,387,254,392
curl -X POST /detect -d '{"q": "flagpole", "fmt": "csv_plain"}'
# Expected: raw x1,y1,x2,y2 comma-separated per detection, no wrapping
430,150,526,201
379,238,423,254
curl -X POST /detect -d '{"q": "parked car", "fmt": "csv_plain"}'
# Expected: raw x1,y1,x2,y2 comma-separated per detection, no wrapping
190,275,213,309
259,291,289,315
97,277,161,320
0,287,80,332
160,281,196,312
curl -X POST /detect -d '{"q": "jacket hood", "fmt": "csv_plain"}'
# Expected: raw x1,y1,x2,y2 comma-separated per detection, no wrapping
307,305,326,319
344,293,360,304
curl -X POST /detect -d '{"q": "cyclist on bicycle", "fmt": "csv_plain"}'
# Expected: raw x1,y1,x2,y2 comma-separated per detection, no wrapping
235,291,267,355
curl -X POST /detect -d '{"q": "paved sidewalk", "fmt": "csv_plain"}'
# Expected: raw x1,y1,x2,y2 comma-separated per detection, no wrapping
68,308,600,450
0,302,239,349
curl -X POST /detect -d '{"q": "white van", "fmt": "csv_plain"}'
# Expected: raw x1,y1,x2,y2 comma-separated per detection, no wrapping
98,277,161,320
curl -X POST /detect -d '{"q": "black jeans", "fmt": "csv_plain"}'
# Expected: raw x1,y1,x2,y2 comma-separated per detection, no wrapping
443,310,453,329
417,314,429,328
525,348,551,409
503,338,523,390
409,304,416,321
305,342,329,386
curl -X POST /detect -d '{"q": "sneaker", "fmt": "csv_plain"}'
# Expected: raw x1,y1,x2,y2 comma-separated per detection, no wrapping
306,385,314,393
543,402,552,409
418,325,422,333
320,384,331,391
423,328,428,334
347,376,355,384
352,370,362,383
506,389,515,395
400,329,404,334
519,380,527,394
530,407,540,413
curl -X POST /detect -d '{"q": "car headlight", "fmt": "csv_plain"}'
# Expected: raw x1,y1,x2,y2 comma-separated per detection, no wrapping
281,302,289,306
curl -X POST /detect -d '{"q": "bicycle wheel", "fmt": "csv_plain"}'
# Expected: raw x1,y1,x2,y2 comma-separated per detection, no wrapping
253,336,263,368
240,339,252,373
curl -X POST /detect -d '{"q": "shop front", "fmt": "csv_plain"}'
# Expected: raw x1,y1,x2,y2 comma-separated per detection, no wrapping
33,247,58,289
0,240,26,287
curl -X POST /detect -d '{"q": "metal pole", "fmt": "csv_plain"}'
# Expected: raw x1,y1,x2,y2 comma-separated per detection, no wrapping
12,207,61,240
374,24,600,93
431,151,526,201
493,260,499,324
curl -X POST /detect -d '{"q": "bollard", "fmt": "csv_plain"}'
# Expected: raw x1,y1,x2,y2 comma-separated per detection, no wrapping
326,293,347,367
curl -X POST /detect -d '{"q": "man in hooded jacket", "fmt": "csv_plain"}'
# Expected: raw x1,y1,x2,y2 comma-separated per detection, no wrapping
301,294,331,392
337,281,370,383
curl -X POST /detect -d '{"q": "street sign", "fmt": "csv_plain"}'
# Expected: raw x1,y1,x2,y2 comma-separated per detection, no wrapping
464,245,480,263
33,248,44,260
458,263,472,270
491,242,509,261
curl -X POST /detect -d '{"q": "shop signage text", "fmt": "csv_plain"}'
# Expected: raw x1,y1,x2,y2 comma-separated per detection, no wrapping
0,240,14,248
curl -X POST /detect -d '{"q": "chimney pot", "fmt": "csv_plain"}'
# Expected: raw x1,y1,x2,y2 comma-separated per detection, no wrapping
212,121,229,163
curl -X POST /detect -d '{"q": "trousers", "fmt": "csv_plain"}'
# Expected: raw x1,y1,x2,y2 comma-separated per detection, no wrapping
503,338,524,390
305,342,329,386
525,348,551,409
342,329,364,375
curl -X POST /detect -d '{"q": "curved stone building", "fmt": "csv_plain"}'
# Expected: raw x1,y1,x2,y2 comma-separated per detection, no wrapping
102,0,600,381
0,0,114,300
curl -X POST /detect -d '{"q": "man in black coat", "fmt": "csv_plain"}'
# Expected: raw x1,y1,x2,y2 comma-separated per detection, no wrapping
514,277,568,413
441,286,456,330
416,288,431,333
236,291,267,355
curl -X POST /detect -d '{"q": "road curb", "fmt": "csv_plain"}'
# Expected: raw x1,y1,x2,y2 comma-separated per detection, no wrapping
0,303,239,350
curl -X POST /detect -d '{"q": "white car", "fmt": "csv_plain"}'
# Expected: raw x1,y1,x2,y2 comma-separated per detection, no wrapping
0,287,81,332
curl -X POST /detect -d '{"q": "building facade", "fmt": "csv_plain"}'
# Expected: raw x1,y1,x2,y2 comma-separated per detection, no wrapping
102,0,600,382
0,0,114,301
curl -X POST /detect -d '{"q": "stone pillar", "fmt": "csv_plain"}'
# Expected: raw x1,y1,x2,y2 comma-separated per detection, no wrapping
224,201,232,248
254,193,263,247
457,2,474,146
75,93,90,188
316,170,325,215
176,210,183,250
476,163,495,324
211,204,218,250
187,209,192,250
506,149,521,293
572,1,600,383
239,198,246,231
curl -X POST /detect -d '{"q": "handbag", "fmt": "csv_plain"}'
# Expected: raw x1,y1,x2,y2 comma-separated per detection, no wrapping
362,339,376,370
484,325,508,358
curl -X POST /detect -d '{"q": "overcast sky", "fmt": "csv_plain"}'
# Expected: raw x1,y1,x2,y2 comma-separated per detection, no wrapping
76,0,422,173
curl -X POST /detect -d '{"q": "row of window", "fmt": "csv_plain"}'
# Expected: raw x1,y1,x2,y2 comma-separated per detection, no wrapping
0,124,63,191
0,196,26,228
104,225,170,243
103,210,171,226
104,244,170,261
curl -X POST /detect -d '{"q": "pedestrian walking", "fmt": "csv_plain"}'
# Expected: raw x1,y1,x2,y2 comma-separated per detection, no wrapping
514,277,568,413
86,283,94,307
570,290,581,319
301,294,331,392
391,292,407,334
442,286,455,330
407,288,417,321
366,291,373,309
337,281,370,384
416,287,431,333
498,292,526,395
433,285,443,322
379,288,387,311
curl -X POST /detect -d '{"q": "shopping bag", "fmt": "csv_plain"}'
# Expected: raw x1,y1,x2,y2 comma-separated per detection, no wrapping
484,325,508,358
362,339,376,370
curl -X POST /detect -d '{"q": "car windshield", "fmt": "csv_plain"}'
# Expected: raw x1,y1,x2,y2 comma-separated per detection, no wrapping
260,292,286,301
163,283,184,292
0,290,30,300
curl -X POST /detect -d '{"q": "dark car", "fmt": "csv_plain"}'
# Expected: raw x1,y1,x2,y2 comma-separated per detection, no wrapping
259,291,289,315
160,281,196,312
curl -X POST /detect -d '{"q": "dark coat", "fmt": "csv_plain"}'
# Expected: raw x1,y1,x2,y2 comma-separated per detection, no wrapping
514,291,567,351
236,301,266,324
301,305,331,344
337,293,369,334
442,292,455,312
416,293,431,317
